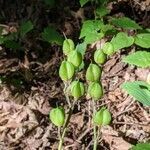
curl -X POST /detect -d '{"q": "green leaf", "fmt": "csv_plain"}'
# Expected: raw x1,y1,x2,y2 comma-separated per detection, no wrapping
131,143,150,150
80,20,104,44
41,26,64,45
101,24,114,33
95,6,110,18
20,21,33,38
4,40,22,49
0,35,5,44
84,32,104,44
123,51,150,68
146,28,150,32
121,81,150,106
133,81,150,90
80,20,104,38
80,0,90,7
75,42,87,70
111,17,142,30
111,32,134,51
78,61,85,71
6,32,18,41
134,33,150,48
0,32,18,45
75,42,87,56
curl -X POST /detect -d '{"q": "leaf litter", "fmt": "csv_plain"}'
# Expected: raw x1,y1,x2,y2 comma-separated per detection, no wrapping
0,0,150,149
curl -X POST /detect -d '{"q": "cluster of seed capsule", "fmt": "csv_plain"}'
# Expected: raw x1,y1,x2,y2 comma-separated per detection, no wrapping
87,42,114,126
50,39,114,127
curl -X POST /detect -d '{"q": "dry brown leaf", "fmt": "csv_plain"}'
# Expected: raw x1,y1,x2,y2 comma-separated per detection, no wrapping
102,126,132,150
135,68,150,81
70,112,84,129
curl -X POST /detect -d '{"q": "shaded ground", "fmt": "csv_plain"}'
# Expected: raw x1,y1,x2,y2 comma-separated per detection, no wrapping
0,0,150,149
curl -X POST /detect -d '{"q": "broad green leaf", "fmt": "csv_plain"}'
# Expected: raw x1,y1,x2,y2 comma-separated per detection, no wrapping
80,20,104,44
134,33,150,48
20,21,33,38
123,51,150,68
133,81,150,90
4,40,21,49
131,143,150,150
121,81,150,106
80,0,90,7
80,20,103,38
41,26,64,45
75,42,87,56
111,32,134,51
111,17,142,30
84,32,104,44
146,28,150,32
101,24,114,33
95,6,110,18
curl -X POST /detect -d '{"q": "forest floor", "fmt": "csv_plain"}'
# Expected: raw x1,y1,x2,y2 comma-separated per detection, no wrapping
0,0,150,150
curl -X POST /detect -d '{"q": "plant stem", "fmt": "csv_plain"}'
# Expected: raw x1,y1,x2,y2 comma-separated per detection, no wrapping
64,82,71,108
93,125,97,150
92,100,97,150
58,135,63,150
58,81,76,150
58,127,63,150
58,102,75,150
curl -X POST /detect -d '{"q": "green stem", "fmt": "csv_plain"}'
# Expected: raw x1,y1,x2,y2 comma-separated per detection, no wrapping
58,127,62,150
58,134,64,150
92,100,98,150
64,82,71,108
58,103,75,150
93,125,97,150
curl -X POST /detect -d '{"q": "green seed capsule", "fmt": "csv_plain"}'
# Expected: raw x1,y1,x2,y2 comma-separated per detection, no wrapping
49,107,65,127
86,64,102,82
59,60,74,81
70,81,85,99
102,42,114,56
88,82,103,100
63,39,75,55
94,49,107,65
67,51,82,68
93,107,111,126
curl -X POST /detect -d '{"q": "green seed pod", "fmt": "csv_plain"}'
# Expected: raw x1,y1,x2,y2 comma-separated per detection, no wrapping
102,42,114,56
93,107,111,126
59,60,74,81
94,49,107,65
86,64,102,82
67,51,82,68
49,107,65,127
88,82,103,100
70,81,85,99
63,39,75,55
